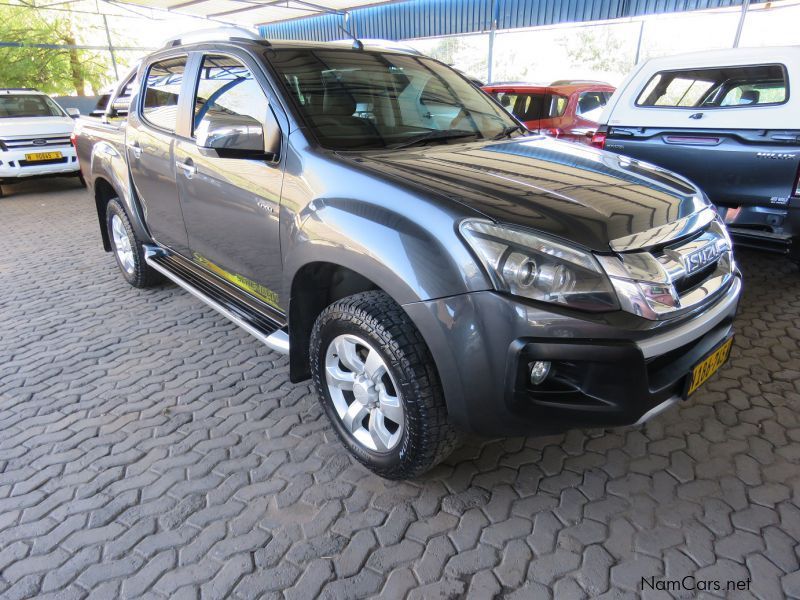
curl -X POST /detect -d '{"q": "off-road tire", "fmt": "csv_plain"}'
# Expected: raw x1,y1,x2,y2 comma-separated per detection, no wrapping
310,290,460,479
106,198,161,288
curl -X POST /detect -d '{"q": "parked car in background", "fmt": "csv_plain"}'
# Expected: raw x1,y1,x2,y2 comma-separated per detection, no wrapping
0,88,82,197
593,47,800,261
482,80,615,144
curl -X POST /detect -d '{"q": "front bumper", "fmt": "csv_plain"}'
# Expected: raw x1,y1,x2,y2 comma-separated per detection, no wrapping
0,145,79,182
403,274,741,437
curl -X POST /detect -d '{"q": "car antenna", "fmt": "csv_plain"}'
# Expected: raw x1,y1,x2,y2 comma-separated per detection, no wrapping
338,11,363,50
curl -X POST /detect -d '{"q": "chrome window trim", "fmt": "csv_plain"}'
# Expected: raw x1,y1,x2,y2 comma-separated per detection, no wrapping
609,206,716,252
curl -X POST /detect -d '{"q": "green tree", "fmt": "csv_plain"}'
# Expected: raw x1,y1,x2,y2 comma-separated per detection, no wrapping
560,27,633,76
0,5,112,95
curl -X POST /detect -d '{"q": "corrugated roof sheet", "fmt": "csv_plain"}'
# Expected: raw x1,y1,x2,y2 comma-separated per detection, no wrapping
259,0,744,41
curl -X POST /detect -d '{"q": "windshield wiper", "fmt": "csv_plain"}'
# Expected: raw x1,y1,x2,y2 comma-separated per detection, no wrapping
492,124,527,140
389,129,481,149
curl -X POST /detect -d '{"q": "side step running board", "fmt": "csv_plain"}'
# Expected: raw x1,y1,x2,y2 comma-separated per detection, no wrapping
144,247,289,355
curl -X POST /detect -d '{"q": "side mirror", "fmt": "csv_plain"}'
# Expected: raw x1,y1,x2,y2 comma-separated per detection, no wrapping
66,107,80,119
110,99,129,117
196,111,280,160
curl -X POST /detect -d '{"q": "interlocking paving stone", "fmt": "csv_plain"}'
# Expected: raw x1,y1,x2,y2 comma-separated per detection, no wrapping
1,179,799,598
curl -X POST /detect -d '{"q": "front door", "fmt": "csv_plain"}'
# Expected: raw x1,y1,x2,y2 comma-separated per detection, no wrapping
127,55,190,254
174,53,285,312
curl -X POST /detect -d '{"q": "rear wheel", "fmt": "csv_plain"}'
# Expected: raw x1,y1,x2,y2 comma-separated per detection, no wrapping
105,198,160,288
310,290,460,479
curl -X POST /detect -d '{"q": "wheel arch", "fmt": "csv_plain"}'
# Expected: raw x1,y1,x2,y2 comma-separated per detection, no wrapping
287,261,383,383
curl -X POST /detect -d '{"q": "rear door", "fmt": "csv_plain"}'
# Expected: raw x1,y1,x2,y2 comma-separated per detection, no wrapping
174,51,286,311
604,63,800,207
127,54,191,254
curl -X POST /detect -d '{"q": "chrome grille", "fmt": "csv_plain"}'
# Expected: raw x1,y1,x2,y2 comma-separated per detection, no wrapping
599,211,734,320
0,135,72,149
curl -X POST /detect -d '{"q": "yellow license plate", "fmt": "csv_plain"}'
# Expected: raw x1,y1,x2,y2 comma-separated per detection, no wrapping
686,337,734,396
24,151,62,161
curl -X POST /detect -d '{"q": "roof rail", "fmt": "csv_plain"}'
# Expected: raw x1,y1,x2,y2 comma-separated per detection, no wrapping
328,38,423,55
162,27,269,48
0,88,40,93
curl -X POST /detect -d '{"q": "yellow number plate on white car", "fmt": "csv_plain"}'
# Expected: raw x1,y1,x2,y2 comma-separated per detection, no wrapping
25,151,62,161
685,336,734,396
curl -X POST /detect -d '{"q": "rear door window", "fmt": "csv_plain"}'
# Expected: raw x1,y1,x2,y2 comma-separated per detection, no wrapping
547,94,568,118
142,56,187,132
636,64,787,108
490,92,547,122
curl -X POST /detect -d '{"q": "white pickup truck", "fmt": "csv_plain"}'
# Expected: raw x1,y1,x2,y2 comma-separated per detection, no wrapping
0,88,83,197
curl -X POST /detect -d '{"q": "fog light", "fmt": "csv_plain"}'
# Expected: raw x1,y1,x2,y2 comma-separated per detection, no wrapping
529,360,551,385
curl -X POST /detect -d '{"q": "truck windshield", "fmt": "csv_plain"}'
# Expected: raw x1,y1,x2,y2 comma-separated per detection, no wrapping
268,48,520,150
0,94,65,118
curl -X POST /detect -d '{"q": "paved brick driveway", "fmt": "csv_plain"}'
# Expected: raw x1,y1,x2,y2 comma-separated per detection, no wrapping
1,179,799,600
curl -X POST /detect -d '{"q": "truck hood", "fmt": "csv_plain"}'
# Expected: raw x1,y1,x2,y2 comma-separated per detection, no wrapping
0,116,74,138
350,136,708,252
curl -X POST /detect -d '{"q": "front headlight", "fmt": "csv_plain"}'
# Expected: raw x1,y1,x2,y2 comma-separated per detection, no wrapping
460,219,619,312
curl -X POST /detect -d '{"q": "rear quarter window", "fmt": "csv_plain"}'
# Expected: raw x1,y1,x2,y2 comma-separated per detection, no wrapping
635,63,788,108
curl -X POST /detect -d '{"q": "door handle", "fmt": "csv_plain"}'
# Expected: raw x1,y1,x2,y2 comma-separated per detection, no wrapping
176,160,196,179
130,142,142,159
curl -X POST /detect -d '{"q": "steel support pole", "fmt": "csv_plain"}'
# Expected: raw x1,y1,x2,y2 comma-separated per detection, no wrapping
733,0,750,48
103,14,119,80
486,0,497,83
633,19,645,64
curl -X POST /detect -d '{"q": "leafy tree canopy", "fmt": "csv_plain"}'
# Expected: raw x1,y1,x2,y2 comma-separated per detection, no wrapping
0,5,112,95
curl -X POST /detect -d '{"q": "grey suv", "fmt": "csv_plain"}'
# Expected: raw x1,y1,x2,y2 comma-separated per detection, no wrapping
74,32,742,478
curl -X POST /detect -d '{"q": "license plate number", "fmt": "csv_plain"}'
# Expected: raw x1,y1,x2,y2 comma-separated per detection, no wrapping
24,151,62,161
685,336,734,397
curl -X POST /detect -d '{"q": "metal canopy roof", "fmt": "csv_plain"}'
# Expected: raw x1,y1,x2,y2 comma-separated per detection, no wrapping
113,0,386,26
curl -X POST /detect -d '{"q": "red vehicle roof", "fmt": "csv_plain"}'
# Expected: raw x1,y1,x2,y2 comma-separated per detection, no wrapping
482,82,615,94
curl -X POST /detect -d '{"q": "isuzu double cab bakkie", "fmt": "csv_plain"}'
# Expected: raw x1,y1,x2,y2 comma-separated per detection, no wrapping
74,30,742,479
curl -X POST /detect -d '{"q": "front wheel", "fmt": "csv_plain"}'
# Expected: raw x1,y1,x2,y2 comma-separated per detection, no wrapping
310,291,460,479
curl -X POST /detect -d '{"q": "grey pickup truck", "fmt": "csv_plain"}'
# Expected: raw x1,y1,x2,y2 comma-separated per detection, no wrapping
593,46,800,260
75,29,742,478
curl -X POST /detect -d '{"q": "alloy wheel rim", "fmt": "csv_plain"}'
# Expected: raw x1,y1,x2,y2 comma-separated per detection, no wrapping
111,214,135,274
324,333,404,452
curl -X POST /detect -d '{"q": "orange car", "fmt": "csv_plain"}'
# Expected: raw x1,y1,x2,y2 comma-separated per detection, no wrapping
482,80,615,145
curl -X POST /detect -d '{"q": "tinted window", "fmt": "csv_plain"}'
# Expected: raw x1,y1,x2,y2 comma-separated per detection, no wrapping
0,94,64,118
636,64,787,108
269,49,517,150
193,54,269,134
719,81,786,105
548,94,568,118
142,56,186,132
491,92,546,122
576,91,609,121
